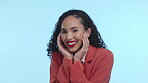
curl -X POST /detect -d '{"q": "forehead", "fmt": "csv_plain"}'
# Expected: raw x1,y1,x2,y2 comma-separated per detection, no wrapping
61,16,84,29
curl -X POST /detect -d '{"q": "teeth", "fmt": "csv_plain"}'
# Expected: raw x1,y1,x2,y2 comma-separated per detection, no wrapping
68,42,77,45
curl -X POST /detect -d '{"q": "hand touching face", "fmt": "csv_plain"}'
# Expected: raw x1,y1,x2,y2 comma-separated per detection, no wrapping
60,16,91,53
60,16,85,53
57,15,91,62
57,33,90,62
57,34,73,59
73,33,90,62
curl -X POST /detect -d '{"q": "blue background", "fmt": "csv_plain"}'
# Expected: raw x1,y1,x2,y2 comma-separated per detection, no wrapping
0,0,148,83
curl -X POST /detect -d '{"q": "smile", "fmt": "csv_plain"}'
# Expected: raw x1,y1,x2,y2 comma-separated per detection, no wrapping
66,41,77,47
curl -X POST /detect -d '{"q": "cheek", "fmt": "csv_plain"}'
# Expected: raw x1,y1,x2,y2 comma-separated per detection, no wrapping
75,33,84,40
60,35,65,42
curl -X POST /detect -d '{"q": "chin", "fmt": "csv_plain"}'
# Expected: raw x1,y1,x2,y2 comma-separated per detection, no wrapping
69,49,77,53
68,46,82,53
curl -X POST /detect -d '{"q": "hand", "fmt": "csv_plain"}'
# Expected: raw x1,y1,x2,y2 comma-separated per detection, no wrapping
57,34,73,59
73,33,89,63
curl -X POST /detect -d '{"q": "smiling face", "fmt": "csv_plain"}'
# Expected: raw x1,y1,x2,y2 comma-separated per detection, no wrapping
60,16,86,53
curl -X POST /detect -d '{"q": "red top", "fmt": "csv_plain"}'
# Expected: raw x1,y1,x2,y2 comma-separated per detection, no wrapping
50,45,114,83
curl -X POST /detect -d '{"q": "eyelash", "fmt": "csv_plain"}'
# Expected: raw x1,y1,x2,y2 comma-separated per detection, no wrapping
72,29,78,32
61,31,67,33
61,29,78,34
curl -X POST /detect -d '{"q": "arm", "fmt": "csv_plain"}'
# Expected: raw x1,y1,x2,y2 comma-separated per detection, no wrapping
70,53,114,83
50,53,72,83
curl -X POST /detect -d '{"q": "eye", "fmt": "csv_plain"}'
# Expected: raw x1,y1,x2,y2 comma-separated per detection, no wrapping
61,30,67,34
72,29,78,32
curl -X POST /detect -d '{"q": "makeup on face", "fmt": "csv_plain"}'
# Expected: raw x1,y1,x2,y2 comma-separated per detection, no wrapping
60,16,85,53
66,41,78,48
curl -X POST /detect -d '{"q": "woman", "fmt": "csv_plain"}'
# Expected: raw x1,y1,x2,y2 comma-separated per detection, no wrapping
47,9,114,83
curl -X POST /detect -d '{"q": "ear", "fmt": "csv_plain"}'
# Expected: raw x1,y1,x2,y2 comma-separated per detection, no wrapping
85,28,92,37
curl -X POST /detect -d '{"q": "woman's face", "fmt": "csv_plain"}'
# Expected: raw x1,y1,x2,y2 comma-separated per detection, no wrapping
60,16,86,53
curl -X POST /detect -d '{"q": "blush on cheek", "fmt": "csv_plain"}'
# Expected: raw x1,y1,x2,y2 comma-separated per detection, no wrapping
78,40,83,47
60,37,65,43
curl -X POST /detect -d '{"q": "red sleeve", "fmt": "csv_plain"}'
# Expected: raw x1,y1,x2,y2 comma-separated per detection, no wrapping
50,52,72,83
70,52,114,83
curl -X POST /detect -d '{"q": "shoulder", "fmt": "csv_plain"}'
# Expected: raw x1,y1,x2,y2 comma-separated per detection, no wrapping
94,48,114,62
51,52,63,61
96,48,113,56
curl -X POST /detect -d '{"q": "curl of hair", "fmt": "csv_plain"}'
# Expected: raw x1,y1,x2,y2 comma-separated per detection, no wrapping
47,9,107,57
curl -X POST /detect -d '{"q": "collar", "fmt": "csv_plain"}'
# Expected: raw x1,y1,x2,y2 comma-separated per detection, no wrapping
81,54,86,63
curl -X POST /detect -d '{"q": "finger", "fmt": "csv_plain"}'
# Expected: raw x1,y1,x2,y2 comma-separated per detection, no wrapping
83,34,87,48
84,33,89,47
57,34,61,46
82,34,88,52
85,36,89,47
84,34,89,51
84,33,89,46
82,34,86,48
57,34,64,51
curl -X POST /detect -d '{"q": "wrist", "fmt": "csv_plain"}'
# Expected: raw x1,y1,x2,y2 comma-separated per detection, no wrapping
65,55,73,60
73,57,80,63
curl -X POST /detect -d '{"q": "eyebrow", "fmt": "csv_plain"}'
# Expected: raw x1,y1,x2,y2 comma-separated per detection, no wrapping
61,28,66,31
71,26,78,29
61,26,79,30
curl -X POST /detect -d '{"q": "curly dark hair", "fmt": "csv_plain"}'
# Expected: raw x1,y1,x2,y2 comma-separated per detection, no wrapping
47,9,107,57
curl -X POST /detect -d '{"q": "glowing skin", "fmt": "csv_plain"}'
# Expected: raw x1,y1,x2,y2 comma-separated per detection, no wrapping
60,16,85,53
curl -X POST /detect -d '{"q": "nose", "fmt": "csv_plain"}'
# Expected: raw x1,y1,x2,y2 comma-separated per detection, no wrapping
66,32,73,40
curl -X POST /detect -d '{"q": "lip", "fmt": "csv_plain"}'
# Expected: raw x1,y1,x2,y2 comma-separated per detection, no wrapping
66,41,77,47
